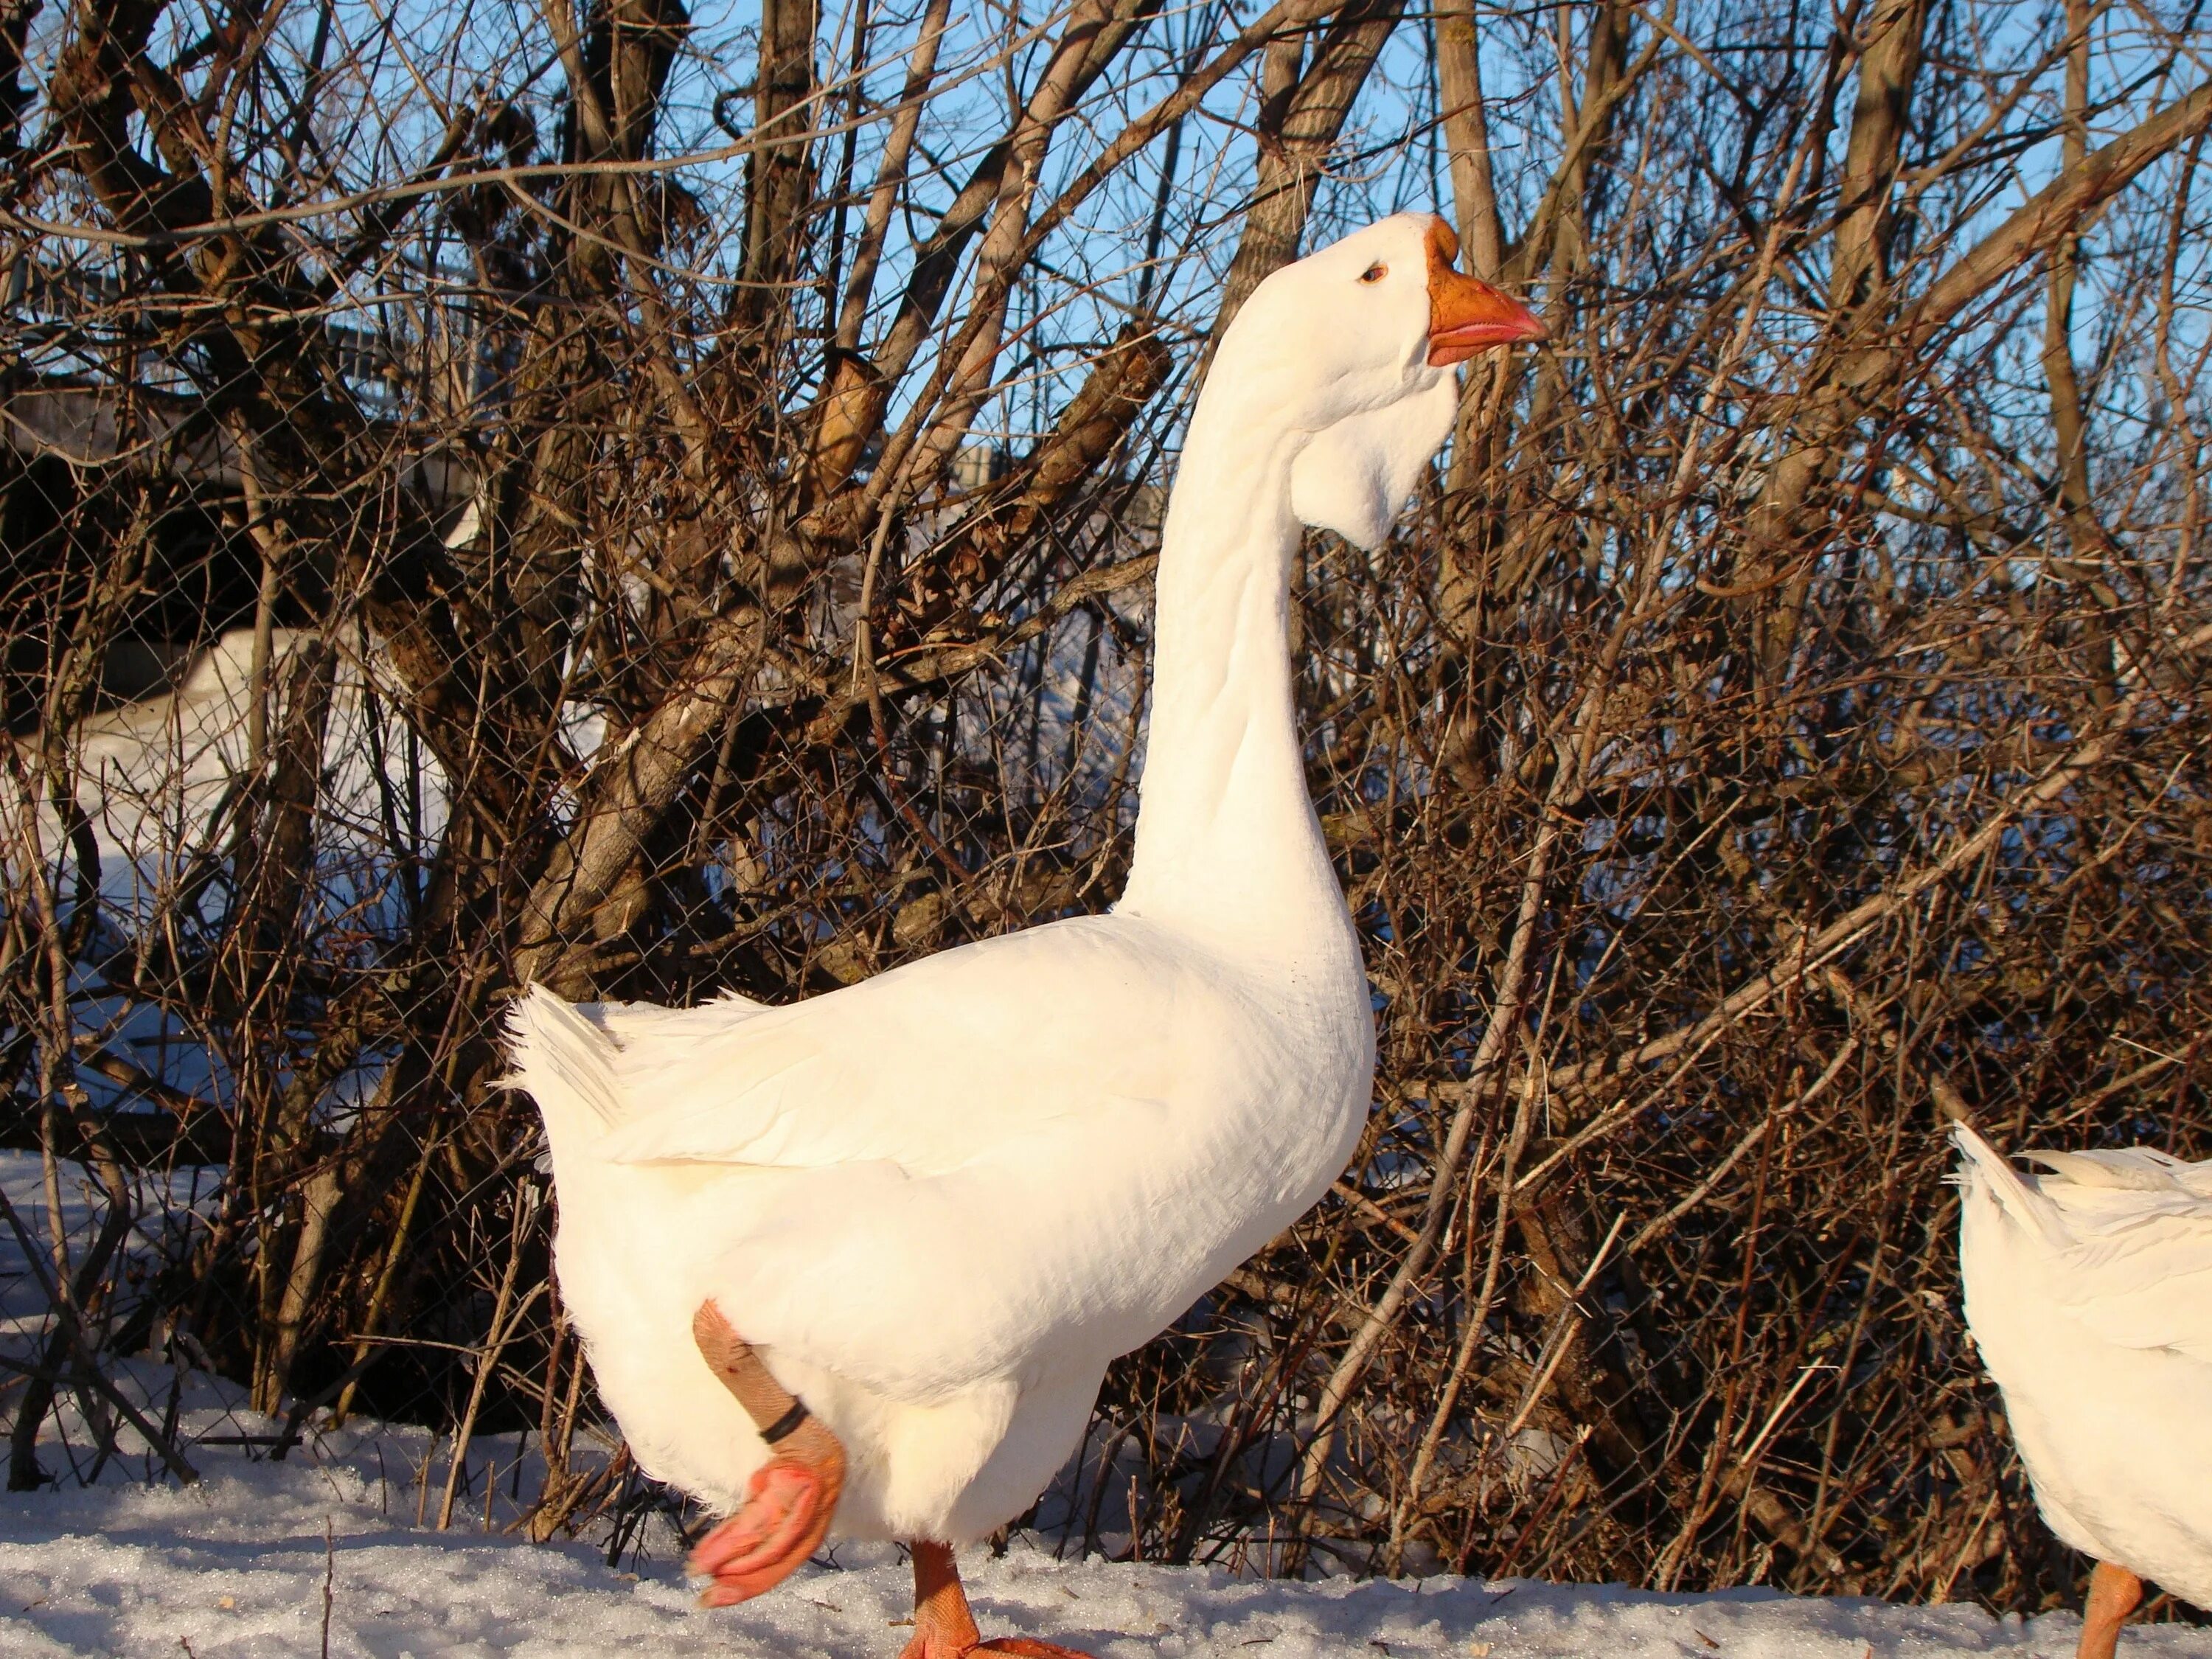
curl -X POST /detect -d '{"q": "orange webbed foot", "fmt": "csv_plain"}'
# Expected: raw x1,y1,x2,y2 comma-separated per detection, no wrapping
896,1632,1098,1659
687,1449,841,1605
897,1541,1098,1658
686,1300,847,1607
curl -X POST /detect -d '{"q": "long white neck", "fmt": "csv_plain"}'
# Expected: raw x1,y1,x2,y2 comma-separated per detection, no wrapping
1116,387,1350,957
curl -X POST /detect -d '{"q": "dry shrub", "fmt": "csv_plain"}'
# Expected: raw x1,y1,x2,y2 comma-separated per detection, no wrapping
0,0,2205,1613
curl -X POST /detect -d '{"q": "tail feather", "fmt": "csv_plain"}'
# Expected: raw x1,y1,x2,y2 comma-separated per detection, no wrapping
507,985,628,1140
1952,1123,2070,1245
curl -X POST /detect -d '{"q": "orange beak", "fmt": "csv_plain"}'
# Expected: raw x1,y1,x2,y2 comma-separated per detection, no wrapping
1425,217,1545,366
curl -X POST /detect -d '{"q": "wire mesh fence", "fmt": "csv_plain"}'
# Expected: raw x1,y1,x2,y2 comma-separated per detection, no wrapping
0,0,2208,1619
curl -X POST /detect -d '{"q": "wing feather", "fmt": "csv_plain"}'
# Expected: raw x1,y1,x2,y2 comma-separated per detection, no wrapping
1961,1127,2212,1363
591,915,1201,1175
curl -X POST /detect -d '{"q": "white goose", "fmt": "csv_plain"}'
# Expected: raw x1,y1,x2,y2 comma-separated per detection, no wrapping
508,213,1543,1657
1953,1124,2212,1659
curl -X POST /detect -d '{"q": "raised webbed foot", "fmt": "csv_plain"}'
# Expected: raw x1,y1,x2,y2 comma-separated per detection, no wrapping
687,1301,846,1607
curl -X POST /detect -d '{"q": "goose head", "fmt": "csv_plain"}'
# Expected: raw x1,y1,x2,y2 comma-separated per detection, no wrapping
1210,212,1543,551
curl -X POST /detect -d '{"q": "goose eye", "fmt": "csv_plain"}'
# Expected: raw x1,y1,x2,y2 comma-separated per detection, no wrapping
1359,262,1388,284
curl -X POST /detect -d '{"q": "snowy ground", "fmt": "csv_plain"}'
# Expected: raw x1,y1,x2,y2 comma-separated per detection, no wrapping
4,1158,2208,1658
4,1408,2210,1659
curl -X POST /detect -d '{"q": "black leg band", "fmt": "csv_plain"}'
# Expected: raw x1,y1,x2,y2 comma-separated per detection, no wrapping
758,1399,810,1445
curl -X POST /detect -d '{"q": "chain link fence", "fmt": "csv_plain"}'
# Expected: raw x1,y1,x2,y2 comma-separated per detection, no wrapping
1,0,2208,1619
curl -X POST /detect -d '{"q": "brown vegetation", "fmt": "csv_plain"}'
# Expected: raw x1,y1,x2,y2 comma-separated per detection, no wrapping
0,0,2207,1614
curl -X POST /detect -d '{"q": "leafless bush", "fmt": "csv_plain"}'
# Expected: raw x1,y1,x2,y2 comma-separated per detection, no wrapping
1,0,2207,1615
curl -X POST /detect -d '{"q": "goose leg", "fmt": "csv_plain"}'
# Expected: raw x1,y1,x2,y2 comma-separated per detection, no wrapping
898,1541,1096,1659
687,1301,847,1607
2078,1561,2143,1659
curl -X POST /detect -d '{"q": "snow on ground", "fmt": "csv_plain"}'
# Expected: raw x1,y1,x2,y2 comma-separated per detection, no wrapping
3,1407,2208,1659
4,1161,2207,1658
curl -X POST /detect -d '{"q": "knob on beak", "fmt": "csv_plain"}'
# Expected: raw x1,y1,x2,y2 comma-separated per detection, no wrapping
1425,217,1545,366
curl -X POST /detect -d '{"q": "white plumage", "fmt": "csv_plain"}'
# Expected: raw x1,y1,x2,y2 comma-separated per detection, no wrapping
506,217,1545,1630
511,912,1368,1541
1953,1123,2212,1623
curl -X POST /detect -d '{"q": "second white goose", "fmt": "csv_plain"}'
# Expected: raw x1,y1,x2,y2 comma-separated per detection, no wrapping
1955,1123,2212,1659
